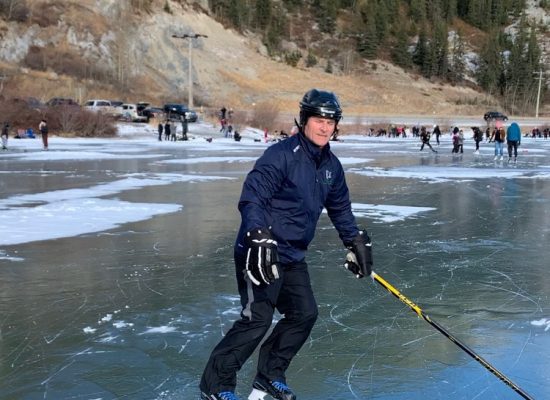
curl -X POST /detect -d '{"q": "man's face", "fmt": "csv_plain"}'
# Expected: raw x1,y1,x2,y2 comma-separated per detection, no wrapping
304,116,336,147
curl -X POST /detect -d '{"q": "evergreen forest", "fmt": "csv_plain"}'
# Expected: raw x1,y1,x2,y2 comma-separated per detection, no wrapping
208,0,549,114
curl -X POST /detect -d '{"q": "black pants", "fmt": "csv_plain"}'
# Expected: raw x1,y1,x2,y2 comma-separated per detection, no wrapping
475,140,481,151
420,142,436,152
200,254,318,394
508,141,519,157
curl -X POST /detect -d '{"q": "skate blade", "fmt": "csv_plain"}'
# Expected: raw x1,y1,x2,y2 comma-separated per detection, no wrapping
248,388,269,400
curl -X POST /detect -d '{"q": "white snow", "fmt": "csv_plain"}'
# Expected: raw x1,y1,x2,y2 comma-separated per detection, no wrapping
0,173,232,246
351,203,436,223
531,318,550,332
141,326,178,334
349,166,550,182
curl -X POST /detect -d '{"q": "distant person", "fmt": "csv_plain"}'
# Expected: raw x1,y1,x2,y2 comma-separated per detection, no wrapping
1,122,9,150
457,129,464,154
158,122,163,141
164,121,171,141
419,126,437,153
181,117,188,141
433,124,441,145
506,121,521,163
472,127,483,154
38,119,49,150
171,124,177,141
490,122,505,161
451,127,460,153
219,106,227,132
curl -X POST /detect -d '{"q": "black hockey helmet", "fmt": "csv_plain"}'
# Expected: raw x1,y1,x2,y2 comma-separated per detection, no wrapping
299,89,342,129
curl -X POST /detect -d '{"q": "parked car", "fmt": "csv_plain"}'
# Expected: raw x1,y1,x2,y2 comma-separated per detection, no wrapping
120,103,148,122
163,103,198,122
483,111,508,121
84,99,114,114
141,107,164,121
46,97,79,107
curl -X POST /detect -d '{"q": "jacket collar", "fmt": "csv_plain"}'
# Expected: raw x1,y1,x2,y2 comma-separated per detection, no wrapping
297,132,331,166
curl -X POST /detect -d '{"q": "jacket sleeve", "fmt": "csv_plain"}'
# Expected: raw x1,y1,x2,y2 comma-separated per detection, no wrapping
325,158,359,244
238,146,288,233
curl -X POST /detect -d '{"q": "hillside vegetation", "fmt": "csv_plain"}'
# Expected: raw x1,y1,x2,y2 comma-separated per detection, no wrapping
0,0,548,120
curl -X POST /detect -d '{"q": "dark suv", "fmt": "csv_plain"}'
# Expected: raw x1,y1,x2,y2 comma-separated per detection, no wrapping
46,97,79,107
163,103,198,122
483,111,508,121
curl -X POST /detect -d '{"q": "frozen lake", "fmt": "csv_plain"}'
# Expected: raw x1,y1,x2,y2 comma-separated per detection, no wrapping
1,123,550,400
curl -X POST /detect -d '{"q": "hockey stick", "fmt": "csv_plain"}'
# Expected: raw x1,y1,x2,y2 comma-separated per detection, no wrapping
371,272,534,400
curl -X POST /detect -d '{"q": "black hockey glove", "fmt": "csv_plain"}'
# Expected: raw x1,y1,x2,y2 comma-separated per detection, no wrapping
343,230,373,278
245,228,280,286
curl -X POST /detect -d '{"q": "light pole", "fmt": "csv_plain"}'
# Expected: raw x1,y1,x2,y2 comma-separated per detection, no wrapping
533,70,543,119
172,33,208,109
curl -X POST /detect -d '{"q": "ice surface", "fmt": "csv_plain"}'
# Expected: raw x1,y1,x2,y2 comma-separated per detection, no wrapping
1,123,549,400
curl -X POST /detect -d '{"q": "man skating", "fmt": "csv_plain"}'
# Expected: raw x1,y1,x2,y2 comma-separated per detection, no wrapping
199,89,373,400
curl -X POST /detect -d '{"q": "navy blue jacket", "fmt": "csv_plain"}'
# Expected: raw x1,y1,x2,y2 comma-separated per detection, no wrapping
235,132,359,264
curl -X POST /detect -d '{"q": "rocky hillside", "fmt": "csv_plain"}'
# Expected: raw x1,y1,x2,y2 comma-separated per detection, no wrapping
0,0,548,117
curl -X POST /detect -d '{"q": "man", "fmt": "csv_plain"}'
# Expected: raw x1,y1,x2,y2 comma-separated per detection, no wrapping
472,126,483,154
420,126,437,153
38,119,49,150
490,121,505,161
506,121,521,163
433,124,441,145
1,122,9,150
199,89,373,400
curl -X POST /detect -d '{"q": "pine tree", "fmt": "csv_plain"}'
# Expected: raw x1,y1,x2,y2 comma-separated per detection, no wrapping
432,20,448,77
449,30,466,83
392,21,412,68
477,29,503,94
413,24,428,68
316,0,337,34
409,0,426,21
255,0,271,31
357,21,379,59
325,59,333,73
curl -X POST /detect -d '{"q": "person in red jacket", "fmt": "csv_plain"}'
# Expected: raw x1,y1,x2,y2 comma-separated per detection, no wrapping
199,89,373,400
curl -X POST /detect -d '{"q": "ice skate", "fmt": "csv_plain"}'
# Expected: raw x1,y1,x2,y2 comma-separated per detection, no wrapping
494,155,498,161
248,388,269,400
250,379,296,400
201,391,240,400
500,155,504,161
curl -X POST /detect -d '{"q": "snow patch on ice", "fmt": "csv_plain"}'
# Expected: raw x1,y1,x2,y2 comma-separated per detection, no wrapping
141,326,177,334
158,156,257,165
531,318,550,332
338,157,373,165
99,314,113,324
332,203,436,223
349,166,548,182
113,321,134,329
0,173,232,246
